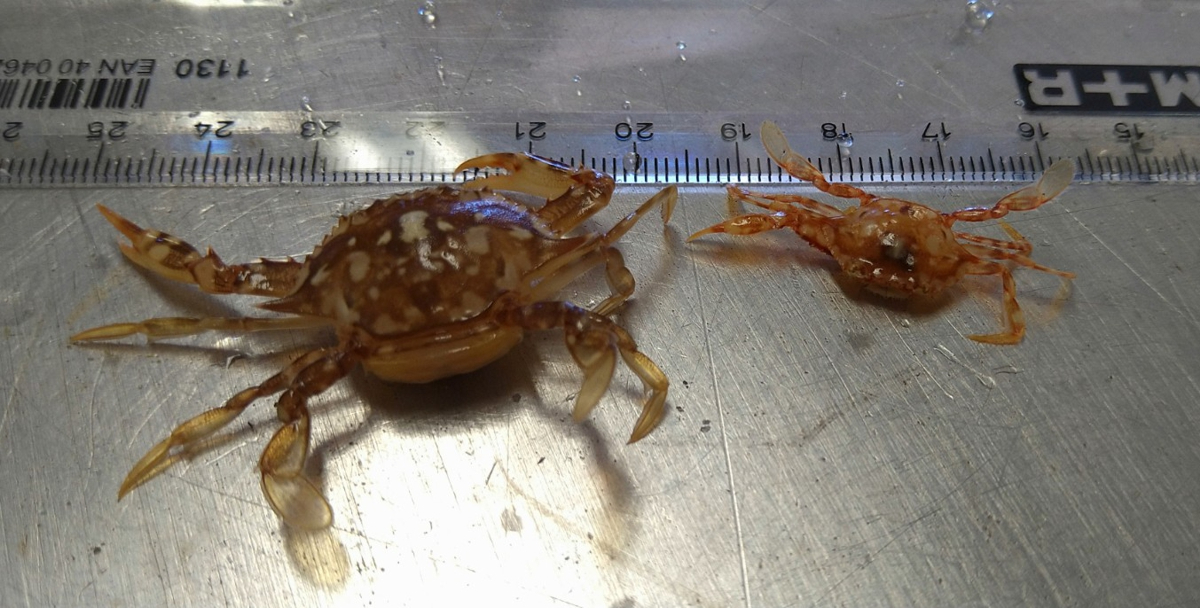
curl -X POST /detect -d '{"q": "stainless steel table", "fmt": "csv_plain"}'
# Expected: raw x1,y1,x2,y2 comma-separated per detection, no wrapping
2,2,1198,606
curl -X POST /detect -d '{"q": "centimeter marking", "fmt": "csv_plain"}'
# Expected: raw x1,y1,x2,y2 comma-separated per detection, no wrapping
1,111,1198,187
5,145,1193,186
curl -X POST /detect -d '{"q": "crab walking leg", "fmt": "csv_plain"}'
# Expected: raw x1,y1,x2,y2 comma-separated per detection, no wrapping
954,231,1034,254
94,205,304,297
687,212,792,241
589,186,677,316
591,249,635,317
259,348,358,530
521,186,677,315
947,159,1075,223
117,348,335,499
71,315,333,342
502,301,668,443
959,221,1075,279
598,186,677,246
517,242,625,317
961,261,1029,345
962,244,1076,280
456,153,616,234
726,186,843,217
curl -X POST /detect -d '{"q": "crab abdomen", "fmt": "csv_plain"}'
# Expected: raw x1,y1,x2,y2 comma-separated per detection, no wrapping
261,187,580,336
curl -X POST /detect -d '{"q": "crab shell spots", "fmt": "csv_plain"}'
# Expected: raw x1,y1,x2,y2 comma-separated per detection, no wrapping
249,273,272,291
309,264,333,287
259,188,577,339
400,211,430,243
345,250,372,283
465,226,491,255
326,291,361,324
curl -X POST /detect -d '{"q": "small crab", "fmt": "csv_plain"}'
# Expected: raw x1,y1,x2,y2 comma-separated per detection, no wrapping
72,153,676,529
689,121,1075,344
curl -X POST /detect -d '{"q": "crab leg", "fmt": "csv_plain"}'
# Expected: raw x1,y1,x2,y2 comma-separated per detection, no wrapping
117,347,334,500
688,212,792,241
961,261,1027,345
93,205,304,297
760,120,878,205
725,185,843,218
959,221,1075,279
519,186,676,315
456,153,616,234
71,315,332,342
963,245,1076,280
954,232,1033,254
259,347,358,530
118,344,355,530
947,159,1075,223
589,186,677,315
599,186,677,245
517,242,622,316
499,301,668,443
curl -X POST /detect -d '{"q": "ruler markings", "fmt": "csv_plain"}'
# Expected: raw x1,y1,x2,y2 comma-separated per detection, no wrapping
4,113,1199,187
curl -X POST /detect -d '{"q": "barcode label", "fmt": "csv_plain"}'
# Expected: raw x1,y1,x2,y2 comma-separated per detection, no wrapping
0,77,151,109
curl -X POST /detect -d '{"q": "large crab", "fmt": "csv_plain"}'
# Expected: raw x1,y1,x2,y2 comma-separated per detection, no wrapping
72,154,676,529
690,121,1075,344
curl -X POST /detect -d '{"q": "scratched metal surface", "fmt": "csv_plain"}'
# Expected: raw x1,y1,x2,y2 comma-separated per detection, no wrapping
4,1,1200,607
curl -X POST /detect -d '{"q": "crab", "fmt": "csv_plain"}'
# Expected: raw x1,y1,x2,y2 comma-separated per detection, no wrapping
689,121,1075,345
72,153,677,529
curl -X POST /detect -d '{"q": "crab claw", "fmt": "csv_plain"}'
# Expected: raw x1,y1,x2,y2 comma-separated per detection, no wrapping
455,152,589,200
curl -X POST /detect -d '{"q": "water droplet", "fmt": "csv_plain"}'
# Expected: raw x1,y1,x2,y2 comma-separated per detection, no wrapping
836,133,854,158
571,74,581,83
622,150,641,172
676,41,687,50
895,79,905,87
622,100,631,110
418,1,437,26
301,96,314,112
964,0,995,32
1014,99,1025,107
839,91,848,100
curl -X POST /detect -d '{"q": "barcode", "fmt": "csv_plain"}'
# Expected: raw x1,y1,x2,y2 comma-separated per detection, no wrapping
0,77,151,109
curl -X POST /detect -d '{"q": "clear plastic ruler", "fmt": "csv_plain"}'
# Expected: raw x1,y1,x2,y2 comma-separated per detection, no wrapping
3,58,1200,187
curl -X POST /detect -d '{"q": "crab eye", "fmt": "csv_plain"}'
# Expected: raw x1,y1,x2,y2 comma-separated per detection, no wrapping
880,232,916,270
